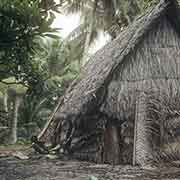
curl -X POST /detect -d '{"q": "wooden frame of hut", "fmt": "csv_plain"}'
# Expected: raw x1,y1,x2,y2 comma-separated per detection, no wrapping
40,0,180,166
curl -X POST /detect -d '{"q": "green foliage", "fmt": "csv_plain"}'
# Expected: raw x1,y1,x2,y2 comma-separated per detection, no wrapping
65,0,159,43
18,38,81,137
0,77,27,93
61,0,158,66
0,0,60,94
88,175,98,180
0,139,30,147
34,38,81,84
0,0,65,141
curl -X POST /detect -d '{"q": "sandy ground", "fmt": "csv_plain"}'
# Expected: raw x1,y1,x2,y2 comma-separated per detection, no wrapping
1,154,180,180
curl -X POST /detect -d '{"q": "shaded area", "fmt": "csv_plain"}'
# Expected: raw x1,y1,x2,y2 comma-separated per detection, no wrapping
1,156,180,180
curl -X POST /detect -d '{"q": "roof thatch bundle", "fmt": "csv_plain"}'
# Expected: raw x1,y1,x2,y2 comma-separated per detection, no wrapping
40,0,180,166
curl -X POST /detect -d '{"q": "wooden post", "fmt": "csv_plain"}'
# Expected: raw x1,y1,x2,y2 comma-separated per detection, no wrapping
133,97,138,166
103,125,121,165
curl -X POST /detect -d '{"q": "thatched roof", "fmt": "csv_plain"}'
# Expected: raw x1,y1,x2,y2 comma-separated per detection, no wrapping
40,0,180,140
58,0,180,117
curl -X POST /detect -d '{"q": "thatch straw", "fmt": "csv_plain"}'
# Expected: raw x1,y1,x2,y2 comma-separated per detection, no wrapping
40,0,180,165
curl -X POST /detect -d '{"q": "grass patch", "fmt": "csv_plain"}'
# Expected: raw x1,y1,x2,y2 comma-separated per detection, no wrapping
0,139,31,152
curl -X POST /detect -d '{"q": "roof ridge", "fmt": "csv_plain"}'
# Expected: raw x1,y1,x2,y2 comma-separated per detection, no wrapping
57,0,171,115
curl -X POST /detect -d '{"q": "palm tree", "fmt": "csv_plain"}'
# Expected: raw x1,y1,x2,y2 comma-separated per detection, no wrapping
35,38,81,78
0,78,27,144
63,0,118,65
63,0,158,67
18,37,82,139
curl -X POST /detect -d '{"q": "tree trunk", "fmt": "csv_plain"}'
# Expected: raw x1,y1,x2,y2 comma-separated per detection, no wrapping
3,91,8,112
81,23,93,66
3,90,8,126
133,91,153,166
9,95,20,144
81,1,98,67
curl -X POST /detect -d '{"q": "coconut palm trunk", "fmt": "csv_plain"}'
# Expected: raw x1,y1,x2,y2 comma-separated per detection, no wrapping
3,90,8,126
9,95,21,144
81,21,93,66
81,0,98,67
3,91,8,112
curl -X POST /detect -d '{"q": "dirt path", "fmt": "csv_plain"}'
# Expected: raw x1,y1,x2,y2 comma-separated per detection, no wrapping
1,155,180,180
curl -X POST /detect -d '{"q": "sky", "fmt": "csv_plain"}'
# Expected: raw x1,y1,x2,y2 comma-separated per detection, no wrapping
51,12,110,54
51,13,80,38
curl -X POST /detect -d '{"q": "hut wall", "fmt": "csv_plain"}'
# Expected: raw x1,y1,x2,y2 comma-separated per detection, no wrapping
101,16,180,165
103,16,180,117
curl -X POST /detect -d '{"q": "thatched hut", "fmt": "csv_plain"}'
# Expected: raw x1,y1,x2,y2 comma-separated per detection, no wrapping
40,0,180,166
